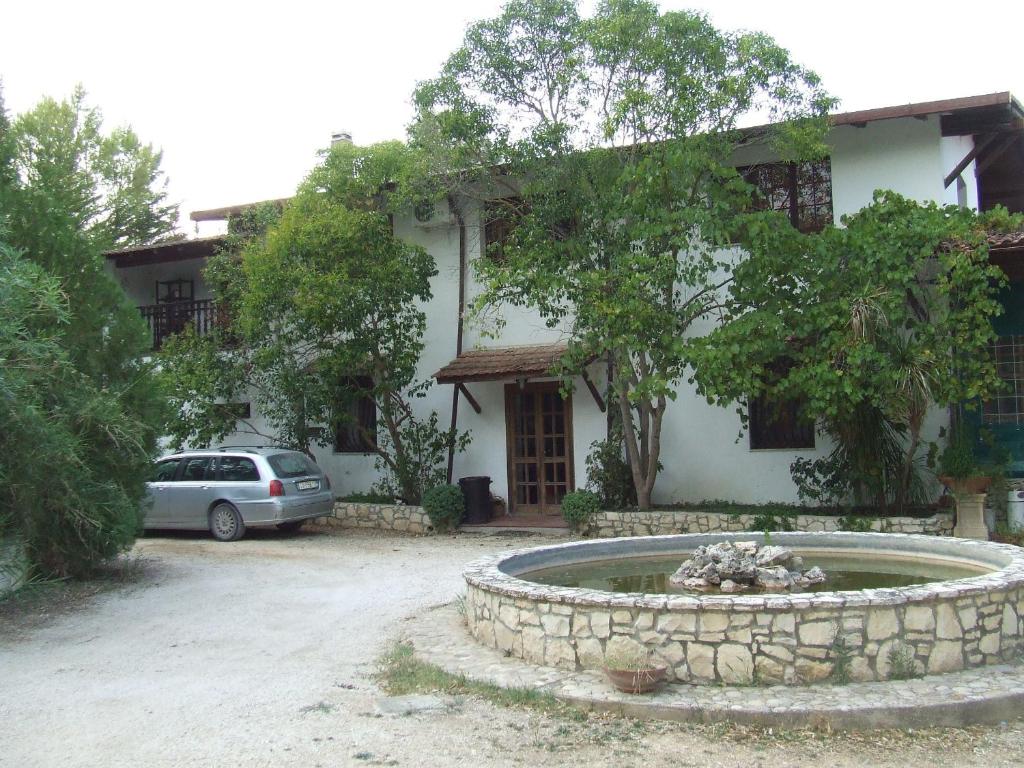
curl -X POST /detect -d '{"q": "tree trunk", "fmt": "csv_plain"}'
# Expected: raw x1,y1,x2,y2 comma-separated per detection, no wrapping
380,397,417,505
896,411,924,515
615,363,664,512
636,485,652,511
644,394,666,504
618,389,648,509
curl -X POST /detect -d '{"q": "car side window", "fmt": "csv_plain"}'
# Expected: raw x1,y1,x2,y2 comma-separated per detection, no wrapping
151,458,182,482
219,456,260,482
178,457,213,482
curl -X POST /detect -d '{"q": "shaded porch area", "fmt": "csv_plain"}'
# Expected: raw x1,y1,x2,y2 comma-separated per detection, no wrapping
435,343,605,524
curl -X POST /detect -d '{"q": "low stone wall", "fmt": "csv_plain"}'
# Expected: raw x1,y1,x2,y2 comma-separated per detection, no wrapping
583,510,954,538
314,503,954,539
314,501,433,535
463,533,1024,686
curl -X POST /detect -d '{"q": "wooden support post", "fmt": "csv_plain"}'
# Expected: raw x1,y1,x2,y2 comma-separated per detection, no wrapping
458,384,482,414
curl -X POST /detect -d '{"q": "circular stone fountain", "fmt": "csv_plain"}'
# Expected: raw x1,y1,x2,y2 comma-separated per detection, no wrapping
462,532,1024,685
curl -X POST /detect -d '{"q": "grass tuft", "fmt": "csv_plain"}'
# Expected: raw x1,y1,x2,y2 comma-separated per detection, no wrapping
829,632,854,685
886,643,921,680
375,642,566,715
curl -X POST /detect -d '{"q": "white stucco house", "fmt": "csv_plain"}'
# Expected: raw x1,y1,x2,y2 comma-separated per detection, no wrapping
106,92,1024,517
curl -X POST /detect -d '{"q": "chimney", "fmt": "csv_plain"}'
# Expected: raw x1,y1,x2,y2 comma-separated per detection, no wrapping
331,130,353,146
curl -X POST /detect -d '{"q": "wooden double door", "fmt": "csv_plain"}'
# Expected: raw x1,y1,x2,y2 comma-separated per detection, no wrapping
504,382,574,515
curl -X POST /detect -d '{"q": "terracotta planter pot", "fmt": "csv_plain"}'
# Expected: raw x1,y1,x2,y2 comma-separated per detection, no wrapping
604,666,667,694
939,475,992,494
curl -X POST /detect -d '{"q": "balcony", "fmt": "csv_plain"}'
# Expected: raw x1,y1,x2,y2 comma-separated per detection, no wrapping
139,299,228,350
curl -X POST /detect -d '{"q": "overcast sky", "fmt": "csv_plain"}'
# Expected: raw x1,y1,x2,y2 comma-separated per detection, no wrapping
2,0,1022,235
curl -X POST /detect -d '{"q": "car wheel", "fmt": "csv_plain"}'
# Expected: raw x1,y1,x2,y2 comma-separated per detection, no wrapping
276,519,306,533
209,503,245,542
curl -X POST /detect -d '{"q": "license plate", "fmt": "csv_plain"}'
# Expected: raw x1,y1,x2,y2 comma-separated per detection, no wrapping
297,480,318,491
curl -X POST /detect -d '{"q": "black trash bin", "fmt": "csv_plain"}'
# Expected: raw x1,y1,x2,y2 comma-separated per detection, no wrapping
459,476,493,524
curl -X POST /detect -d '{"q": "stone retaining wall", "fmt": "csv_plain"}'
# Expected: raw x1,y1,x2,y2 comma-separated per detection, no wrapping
584,510,954,538
313,502,433,535
463,533,1024,686
315,503,954,539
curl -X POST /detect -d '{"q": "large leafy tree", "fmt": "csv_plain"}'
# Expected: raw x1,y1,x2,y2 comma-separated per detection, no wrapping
692,193,1024,511
0,237,159,576
162,142,466,504
0,86,175,576
1,85,177,381
412,0,833,508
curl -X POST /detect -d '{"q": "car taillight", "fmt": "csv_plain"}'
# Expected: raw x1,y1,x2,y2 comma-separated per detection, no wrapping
269,479,285,497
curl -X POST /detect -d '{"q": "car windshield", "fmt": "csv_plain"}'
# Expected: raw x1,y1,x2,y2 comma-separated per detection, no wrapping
267,452,320,478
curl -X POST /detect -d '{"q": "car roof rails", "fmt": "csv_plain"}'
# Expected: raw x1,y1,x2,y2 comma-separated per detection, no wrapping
214,444,291,451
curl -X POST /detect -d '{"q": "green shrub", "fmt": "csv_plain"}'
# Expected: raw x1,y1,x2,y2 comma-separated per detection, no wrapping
0,244,162,578
421,484,465,532
561,490,601,533
746,507,797,533
790,453,851,507
584,428,636,510
838,514,876,532
372,409,472,506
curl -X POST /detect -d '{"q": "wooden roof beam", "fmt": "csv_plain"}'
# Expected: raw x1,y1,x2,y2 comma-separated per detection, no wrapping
974,133,1023,179
458,384,482,415
581,369,606,413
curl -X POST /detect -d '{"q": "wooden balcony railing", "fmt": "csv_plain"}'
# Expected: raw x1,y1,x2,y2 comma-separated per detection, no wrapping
138,299,229,350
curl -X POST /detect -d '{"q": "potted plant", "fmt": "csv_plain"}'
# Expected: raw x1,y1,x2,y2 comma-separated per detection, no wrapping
603,647,667,694
938,425,1002,540
938,425,992,495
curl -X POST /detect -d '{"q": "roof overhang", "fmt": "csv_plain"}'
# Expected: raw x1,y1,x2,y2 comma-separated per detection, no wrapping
178,92,1022,222
830,92,1024,136
434,343,570,384
190,198,290,223
103,235,228,268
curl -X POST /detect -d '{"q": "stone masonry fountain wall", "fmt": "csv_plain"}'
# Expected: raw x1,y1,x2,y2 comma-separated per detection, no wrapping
463,533,1024,685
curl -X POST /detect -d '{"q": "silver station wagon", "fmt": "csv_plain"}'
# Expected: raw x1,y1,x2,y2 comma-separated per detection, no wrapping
144,447,335,541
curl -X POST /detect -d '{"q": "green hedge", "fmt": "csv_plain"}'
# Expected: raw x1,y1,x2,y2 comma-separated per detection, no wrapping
421,485,465,532
561,490,601,532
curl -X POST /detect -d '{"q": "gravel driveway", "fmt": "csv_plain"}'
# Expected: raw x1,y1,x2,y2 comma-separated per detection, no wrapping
1,528,1022,768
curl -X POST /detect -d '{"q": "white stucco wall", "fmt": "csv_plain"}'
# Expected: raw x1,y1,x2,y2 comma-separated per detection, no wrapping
940,134,980,209
142,112,966,505
448,115,961,506
830,116,966,219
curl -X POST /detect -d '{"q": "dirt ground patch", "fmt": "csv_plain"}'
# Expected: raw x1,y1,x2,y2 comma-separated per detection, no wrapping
1,528,1022,767
0,556,157,640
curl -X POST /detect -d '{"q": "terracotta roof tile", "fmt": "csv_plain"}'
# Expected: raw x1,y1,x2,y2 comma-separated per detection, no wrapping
988,231,1024,251
434,343,569,384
